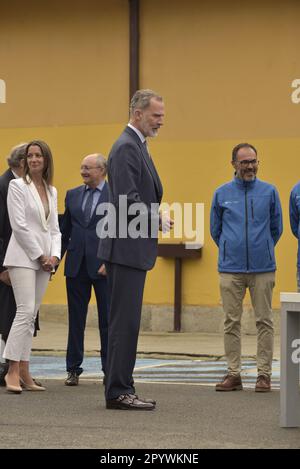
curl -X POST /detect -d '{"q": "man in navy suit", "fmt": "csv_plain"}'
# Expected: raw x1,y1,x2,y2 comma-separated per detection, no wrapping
60,153,109,386
99,89,173,410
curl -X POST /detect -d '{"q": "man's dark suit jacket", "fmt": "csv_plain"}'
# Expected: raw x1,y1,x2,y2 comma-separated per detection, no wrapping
98,126,163,270
0,169,17,339
60,182,109,278
0,169,14,273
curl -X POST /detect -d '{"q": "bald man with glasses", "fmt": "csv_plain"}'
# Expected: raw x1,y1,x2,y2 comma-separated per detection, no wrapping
60,153,109,386
210,143,282,393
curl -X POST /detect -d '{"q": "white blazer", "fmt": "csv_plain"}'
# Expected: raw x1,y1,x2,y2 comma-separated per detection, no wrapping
4,177,61,270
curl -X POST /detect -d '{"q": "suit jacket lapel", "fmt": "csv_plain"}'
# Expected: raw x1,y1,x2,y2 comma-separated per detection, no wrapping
27,179,48,231
45,185,52,222
5,169,15,185
74,186,87,225
138,139,163,203
89,181,107,224
124,127,163,203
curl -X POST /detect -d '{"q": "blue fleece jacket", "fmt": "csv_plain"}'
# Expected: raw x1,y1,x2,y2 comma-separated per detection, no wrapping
289,182,300,268
210,177,283,273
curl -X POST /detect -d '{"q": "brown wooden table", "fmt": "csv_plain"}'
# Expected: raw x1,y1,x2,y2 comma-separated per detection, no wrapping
157,243,202,332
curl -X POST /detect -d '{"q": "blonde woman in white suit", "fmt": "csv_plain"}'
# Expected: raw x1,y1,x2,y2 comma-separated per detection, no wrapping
3,140,61,393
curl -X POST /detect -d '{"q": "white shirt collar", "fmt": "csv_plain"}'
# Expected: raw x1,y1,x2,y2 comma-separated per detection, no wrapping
11,169,20,179
127,123,146,143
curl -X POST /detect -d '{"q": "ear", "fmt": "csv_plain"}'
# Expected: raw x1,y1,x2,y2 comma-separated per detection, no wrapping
134,108,142,120
231,160,237,170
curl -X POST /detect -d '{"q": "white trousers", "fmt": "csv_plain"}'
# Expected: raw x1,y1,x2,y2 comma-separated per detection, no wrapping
3,267,50,362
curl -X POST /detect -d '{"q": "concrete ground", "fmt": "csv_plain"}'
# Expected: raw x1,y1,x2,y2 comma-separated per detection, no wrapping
31,320,281,359
1,321,298,449
1,379,300,449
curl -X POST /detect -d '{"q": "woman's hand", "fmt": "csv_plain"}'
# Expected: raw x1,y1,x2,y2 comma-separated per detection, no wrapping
49,256,60,268
38,255,55,272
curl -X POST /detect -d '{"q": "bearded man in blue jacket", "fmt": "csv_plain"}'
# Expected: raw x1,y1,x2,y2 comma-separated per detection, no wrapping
210,143,282,392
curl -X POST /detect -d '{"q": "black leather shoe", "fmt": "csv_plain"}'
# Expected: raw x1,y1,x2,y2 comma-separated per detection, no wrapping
0,362,9,387
106,394,155,411
65,371,79,386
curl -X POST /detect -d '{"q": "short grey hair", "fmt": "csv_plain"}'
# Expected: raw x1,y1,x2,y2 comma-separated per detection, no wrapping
7,143,28,168
96,154,107,176
129,89,163,116
232,143,257,162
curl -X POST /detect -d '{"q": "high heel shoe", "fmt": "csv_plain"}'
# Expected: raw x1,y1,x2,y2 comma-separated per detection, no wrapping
19,378,46,391
4,375,22,394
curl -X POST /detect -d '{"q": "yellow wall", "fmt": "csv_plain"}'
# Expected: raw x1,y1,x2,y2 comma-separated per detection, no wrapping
0,0,128,305
140,0,300,307
1,0,300,308
0,0,128,128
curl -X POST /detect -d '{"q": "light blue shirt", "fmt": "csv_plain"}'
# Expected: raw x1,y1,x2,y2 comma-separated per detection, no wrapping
82,180,105,216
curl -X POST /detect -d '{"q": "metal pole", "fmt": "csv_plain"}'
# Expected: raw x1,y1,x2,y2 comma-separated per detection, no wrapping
129,0,139,102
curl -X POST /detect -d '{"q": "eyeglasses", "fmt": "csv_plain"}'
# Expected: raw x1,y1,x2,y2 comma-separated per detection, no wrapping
237,159,259,167
80,165,102,171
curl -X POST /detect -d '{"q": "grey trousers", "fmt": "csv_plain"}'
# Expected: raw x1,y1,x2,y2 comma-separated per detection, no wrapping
219,272,275,377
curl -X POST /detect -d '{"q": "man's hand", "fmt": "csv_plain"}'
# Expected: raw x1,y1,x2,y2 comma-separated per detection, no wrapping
159,211,174,233
98,264,107,276
0,270,11,286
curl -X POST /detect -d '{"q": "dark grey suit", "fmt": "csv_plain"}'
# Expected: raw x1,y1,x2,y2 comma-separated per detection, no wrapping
98,126,163,400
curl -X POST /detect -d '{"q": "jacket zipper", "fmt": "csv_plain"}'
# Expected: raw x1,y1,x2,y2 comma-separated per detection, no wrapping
245,186,249,271
251,199,254,219
223,240,226,261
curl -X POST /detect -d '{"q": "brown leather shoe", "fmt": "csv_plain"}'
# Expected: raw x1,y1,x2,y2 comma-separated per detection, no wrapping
255,374,271,392
215,374,243,391
133,394,156,405
106,394,155,410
